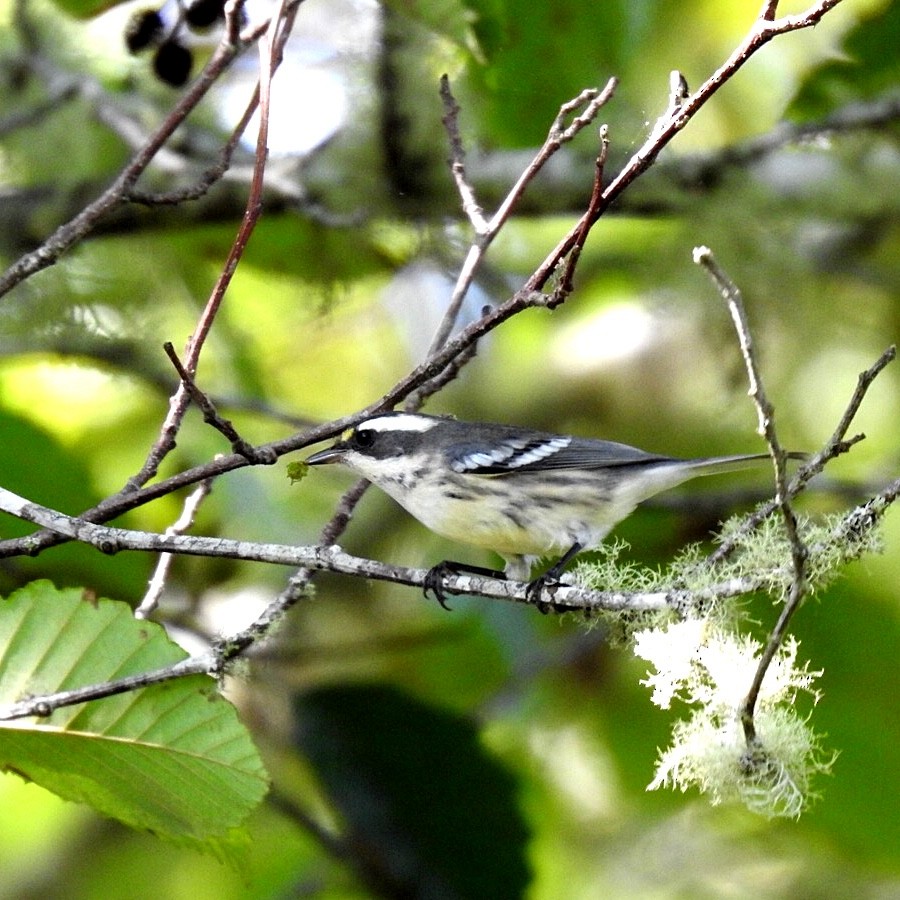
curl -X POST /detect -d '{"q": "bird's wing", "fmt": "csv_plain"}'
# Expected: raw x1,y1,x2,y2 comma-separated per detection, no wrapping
448,434,671,474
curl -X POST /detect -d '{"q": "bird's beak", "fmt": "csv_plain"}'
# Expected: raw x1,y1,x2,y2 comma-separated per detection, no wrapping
305,444,346,466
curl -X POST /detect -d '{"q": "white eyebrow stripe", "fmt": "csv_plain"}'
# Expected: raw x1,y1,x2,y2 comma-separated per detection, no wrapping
360,414,438,433
507,436,571,467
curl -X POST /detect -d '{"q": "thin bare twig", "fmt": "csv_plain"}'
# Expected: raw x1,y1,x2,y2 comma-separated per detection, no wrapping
694,246,808,749
126,89,259,207
127,0,300,490
527,0,847,292
708,344,896,564
667,94,900,189
557,124,610,299
0,654,217,720
0,7,284,302
423,79,617,360
403,2,849,419
163,342,276,463
135,478,215,619
440,76,487,233
410,341,480,405
244,472,382,647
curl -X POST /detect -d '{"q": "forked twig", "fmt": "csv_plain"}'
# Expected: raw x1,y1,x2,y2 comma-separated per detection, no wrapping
693,246,810,749
162,342,276,463
425,78,617,359
708,344,896,564
0,4,286,302
127,0,299,489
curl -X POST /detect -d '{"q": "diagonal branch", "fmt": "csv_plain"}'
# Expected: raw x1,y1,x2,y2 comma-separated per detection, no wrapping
423,78,617,362
0,5,287,302
527,0,847,293
128,0,301,490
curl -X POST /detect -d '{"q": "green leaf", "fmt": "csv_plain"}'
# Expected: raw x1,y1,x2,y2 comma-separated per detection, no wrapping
294,683,531,899
382,0,488,61
788,2,900,118
463,0,663,146
46,0,129,20
0,582,269,850
0,411,146,600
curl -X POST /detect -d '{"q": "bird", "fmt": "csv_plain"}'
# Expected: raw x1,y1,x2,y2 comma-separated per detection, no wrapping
306,412,792,607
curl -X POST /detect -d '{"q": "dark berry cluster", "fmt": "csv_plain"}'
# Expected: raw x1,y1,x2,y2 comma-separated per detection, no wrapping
124,0,227,87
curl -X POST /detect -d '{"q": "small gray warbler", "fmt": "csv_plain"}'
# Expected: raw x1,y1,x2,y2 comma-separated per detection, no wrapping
306,412,793,607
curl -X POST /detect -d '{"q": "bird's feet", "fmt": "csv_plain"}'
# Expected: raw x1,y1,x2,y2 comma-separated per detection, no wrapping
423,560,507,610
525,571,568,613
525,542,583,613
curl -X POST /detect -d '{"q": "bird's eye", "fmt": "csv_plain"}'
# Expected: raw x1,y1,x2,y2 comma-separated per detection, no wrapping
353,429,376,448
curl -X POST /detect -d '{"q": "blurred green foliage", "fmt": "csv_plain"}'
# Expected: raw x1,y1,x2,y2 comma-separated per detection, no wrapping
0,0,898,896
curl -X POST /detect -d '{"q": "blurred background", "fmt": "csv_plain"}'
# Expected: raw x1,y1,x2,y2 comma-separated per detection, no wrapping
0,0,898,896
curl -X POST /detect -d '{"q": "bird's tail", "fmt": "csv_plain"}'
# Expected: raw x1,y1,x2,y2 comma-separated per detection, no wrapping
684,450,806,477
637,450,806,499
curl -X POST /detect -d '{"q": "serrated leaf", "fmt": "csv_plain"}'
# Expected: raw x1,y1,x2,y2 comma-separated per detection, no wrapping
0,582,269,847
